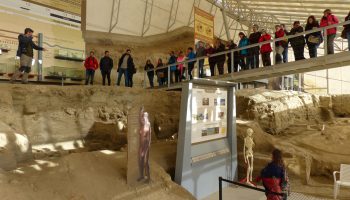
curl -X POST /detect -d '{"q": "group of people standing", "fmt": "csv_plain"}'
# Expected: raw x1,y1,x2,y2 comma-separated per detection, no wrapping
143,9,350,88
83,49,136,87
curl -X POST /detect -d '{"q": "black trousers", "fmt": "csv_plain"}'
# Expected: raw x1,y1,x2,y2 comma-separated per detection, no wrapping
216,60,225,75
188,62,194,80
101,70,111,85
261,52,271,67
209,61,216,76
227,59,239,73
292,45,305,61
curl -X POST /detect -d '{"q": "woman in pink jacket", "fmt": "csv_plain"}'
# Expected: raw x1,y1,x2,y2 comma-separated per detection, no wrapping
176,51,185,82
320,9,339,55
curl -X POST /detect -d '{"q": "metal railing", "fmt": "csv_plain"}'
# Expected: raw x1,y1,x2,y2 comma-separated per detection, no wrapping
143,20,350,89
218,177,284,200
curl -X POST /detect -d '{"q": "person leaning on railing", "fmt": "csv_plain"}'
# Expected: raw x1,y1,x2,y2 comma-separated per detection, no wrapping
259,29,272,67
155,58,165,86
305,16,322,58
238,32,249,70
289,21,306,61
248,24,261,69
274,25,286,64
344,11,350,51
144,59,154,88
205,44,216,76
226,40,239,73
320,9,339,55
215,39,226,75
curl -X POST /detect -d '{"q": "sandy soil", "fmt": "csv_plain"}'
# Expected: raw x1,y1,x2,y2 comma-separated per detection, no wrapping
0,148,194,200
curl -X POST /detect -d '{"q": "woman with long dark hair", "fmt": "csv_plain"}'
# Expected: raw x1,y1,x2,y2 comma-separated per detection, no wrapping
305,16,322,58
144,59,154,88
260,149,289,200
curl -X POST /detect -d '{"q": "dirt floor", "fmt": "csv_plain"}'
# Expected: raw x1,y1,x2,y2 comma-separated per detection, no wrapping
1,85,350,199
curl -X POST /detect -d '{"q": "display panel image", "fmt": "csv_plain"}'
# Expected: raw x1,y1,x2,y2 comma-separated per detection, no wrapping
191,87,227,144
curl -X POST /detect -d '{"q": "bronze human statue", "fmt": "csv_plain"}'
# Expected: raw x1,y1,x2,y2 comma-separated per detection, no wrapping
137,106,151,182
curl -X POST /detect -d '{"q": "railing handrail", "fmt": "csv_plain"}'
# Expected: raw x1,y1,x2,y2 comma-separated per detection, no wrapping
145,20,350,73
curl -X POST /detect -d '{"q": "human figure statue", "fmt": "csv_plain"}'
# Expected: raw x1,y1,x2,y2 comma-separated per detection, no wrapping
137,106,151,182
243,128,255,186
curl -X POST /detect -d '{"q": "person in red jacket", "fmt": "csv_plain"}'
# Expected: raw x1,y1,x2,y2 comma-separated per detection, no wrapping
320,9,339,54
274,25,285,64
84,51,99,85
259,29,272,67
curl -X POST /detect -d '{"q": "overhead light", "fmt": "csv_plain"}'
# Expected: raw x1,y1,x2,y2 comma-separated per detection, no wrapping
38,59,42,64
0,49,2,55
32,59,35,66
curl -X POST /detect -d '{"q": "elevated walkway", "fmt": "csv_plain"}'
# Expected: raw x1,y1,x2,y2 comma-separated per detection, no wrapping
158,51,350,91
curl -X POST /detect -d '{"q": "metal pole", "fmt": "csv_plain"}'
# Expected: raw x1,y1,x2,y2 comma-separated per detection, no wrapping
230,50,234,73
37,33,43,81
326,69,329,94
219,177,223,200
168,66,171,88
298,73,302,92
197,58,200,78
221,0,231,40
323,29,328,55
272,41,276,65
143,71,147,88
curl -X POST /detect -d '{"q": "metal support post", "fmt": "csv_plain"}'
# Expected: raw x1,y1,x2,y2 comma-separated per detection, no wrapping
298,73,302,92
323,30,328,55
219,177,223,200
326,69,329,94
143,71,147,88
168,66,171,88
230,51,234,73
37,33,43,81
221,0,231,40
272,41,276,66
196,58,200,78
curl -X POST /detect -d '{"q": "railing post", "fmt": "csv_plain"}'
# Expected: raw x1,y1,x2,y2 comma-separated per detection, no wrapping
219,176,223,200
230,50,234,73
324,28,328,55
168,65,171,88
197,58,200,78
272,41,276,65
298,73,302,92
143,71,147,88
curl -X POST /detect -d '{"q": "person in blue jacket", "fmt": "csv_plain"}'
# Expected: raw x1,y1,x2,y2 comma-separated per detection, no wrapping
186,47,196,80
238,32,249,70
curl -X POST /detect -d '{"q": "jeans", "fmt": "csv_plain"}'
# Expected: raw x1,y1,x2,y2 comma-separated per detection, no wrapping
247,47,260,69
282,47,288,63
117,68,129,86
85,69,95,85
327,34,336,54
307,44,318,58
101,70,111,85
147,73,154,88
347,32,350,51
198,59,205,78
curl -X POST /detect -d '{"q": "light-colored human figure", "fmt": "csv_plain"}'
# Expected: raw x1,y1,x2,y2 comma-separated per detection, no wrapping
138,106,151,182
243,128,255,185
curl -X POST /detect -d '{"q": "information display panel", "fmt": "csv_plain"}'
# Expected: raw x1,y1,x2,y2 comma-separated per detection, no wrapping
191,86,227,144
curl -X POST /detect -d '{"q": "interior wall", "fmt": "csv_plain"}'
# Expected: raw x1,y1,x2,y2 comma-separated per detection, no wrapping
0,1,85,80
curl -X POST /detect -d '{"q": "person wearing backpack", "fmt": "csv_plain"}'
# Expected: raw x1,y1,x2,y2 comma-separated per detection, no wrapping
320,9,339,54
258,149,290,200
84,51,99,85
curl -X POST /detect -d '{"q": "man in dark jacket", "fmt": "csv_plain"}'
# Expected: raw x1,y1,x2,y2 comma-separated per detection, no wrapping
289,21,306,61
226,40,239,73
10,28,45,84
117,49,135,87
99,51,113,86
248,24,261,69
215,39,226,75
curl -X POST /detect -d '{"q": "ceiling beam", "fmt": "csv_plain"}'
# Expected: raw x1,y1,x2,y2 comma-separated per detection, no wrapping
240,0,350,5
